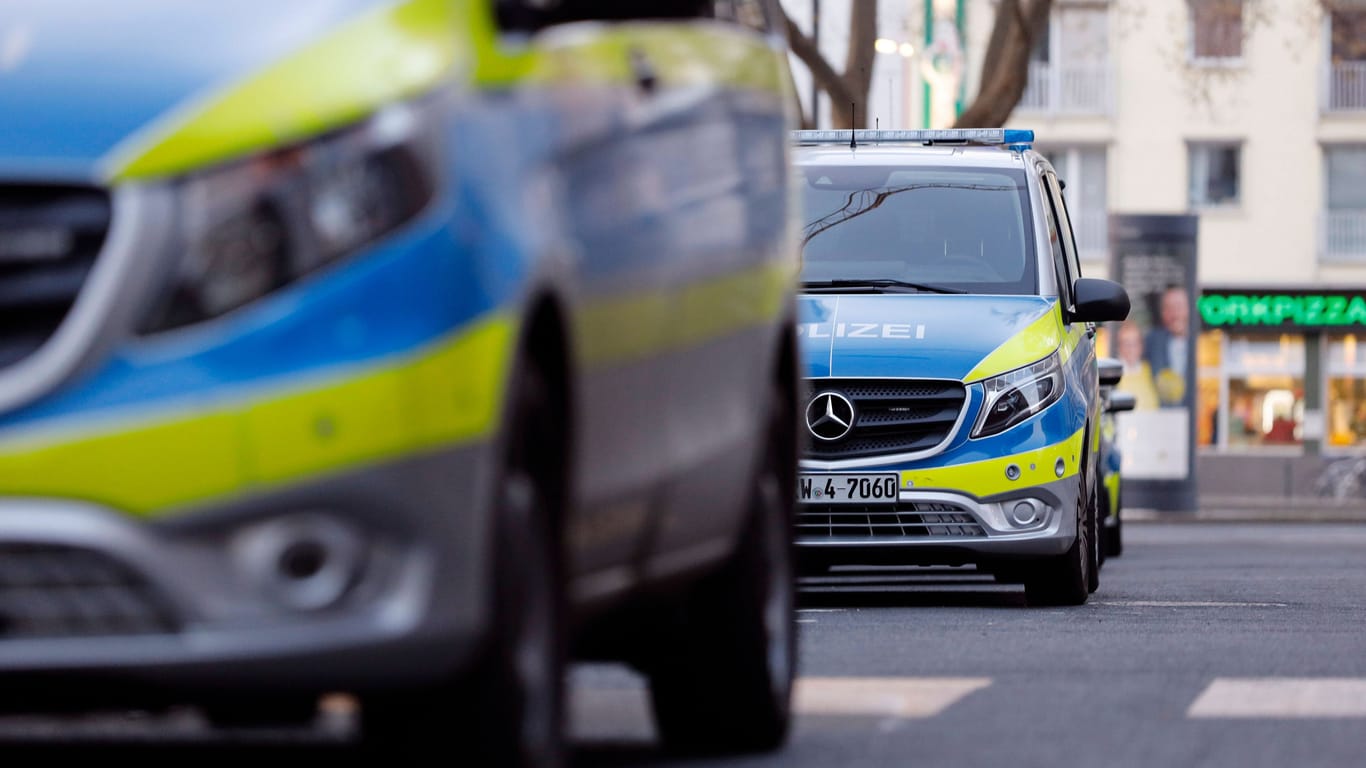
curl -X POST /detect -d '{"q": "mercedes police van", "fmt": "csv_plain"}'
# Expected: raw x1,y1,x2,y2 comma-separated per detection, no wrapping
793,129,1130,606
0,1,801,763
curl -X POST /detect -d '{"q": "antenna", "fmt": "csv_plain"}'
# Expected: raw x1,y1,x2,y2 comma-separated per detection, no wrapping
849,103,857,149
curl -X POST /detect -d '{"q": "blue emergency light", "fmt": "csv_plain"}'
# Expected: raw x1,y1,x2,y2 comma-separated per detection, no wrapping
792,128,1035,148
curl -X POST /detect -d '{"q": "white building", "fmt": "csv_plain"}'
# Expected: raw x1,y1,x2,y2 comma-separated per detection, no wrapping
783,0,1366,497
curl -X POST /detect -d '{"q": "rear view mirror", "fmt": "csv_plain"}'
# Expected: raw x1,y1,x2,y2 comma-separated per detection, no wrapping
1073,278,1130,323
1098,357,1123,388
1107,391,1136,413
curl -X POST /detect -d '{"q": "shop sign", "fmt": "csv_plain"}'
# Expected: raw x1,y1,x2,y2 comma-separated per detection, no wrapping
1199,291,1366,329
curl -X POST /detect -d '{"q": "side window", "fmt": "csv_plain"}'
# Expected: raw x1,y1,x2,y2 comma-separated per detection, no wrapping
1044,170,1082,285
1039,170,1073,310
496,0,713,32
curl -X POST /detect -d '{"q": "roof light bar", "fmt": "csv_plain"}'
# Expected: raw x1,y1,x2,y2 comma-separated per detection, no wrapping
792,129,1034,147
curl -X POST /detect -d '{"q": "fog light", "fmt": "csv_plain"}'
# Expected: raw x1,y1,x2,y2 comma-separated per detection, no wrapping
1054,458,1066,477
1010,500,1041,526
232,514,365,612
1005,464,1021,481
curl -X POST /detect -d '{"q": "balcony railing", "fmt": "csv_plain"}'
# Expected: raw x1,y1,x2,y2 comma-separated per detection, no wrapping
1323,211,1366,262
1074,208,1108,263
1018,62,1112,115
1328,62,1366,112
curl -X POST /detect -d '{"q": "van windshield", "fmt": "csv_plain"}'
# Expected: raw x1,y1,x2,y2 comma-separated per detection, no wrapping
799,165,1037,295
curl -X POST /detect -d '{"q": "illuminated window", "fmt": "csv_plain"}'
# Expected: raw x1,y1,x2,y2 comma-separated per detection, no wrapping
1327,334,1366,449
1222,334,1305,449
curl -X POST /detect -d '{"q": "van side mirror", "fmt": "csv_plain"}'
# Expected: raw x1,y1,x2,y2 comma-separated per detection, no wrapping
1107,391,1136,413
1098,357,1123,388
1073,278,1130,323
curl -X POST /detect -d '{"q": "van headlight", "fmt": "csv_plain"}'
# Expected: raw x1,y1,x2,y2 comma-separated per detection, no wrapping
140,101,437,333
972,352,1064,438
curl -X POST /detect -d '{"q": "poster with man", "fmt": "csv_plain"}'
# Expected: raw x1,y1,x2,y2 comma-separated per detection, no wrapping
1108,214,1199,512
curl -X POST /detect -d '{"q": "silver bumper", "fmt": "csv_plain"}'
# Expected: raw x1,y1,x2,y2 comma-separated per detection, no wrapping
0,443,496,693
795,475,1081,562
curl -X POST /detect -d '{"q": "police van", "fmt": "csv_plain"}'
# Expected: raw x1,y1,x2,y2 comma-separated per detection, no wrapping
793,129,1130,606
0,1,801,763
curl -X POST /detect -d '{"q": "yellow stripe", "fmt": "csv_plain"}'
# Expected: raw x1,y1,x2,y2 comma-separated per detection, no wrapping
477,22,788,95
899,427,1086,499
1104,471,1120,517
575,259,794,367
963,303,1063,383
0,313,515,516
106,0,474,182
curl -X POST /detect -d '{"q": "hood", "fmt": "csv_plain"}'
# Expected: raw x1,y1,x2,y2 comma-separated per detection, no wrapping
799,294,1061,381
0,0,388,182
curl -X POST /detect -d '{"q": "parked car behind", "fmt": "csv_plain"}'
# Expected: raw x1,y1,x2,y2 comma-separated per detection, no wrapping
0,1,801,763
793,129,1129,606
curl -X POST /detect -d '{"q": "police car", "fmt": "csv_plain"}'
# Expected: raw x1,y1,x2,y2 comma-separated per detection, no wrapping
1097,358,1135,561
793,129,1130,606
0,2,800,763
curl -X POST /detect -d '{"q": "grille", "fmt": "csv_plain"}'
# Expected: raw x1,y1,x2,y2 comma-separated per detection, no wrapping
0,544,179,639
805,379,967,460
797,501,985,539
0,185,112,370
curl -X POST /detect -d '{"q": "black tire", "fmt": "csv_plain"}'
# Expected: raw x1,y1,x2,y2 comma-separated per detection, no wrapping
648,385,796,755
1023,473,1091,607
362,362,566,768
1106,511,1124,558
1096,490,1110,570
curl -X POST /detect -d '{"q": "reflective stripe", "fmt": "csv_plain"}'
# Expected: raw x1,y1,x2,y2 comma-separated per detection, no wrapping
1104,470,1120,516
105,0,473,182
0,312,514,517
899,426,1085,498
577,260,793,366
962,302,1063,383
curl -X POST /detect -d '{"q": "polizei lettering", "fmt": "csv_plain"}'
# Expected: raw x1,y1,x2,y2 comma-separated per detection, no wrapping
798,322,927,339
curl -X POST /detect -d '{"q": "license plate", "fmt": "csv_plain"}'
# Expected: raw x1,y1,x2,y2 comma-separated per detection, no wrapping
798,473,901,504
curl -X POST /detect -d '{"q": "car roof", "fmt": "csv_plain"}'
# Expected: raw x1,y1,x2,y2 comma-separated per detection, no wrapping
794,143,1032,171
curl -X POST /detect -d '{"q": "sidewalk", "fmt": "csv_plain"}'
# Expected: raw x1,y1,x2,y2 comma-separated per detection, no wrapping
1128,495,1366,523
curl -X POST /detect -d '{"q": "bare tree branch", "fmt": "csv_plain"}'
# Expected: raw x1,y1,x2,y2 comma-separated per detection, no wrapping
783,11,858,120
955,0,1052,127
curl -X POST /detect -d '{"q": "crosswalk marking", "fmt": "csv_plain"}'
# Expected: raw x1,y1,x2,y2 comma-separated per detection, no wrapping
794,677,991,719
1099,600,1288,608
1188,678,1366,718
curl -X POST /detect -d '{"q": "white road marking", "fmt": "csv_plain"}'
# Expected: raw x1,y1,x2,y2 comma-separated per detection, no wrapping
1189,679,1366,718
1099,600,1288,608
794,677,991,719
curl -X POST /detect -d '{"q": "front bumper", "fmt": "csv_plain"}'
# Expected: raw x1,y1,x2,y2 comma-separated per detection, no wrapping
0,443,496,699
795,474,1081,567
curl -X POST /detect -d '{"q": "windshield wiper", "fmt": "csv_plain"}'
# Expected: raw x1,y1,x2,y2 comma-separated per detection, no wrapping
800,279,965,295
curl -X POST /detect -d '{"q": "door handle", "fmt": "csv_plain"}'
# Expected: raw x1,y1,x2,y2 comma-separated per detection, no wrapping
629,48,657,94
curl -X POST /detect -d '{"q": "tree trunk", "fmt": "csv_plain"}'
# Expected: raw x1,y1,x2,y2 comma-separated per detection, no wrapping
955,0,1052,128
837,0,879,129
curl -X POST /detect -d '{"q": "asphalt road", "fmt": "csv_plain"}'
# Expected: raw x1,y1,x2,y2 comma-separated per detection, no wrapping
4,522,1366,767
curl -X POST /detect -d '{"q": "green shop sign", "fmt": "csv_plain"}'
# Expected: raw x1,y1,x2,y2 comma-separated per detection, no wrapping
1199,292,1366,329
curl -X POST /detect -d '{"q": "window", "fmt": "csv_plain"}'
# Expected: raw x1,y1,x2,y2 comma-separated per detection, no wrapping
1218,333,1305,449
1327,334,1366,448
1021,5,1111,114
1329,9,1366,111
799,165,1037,295
1189,0,1243,62
1324,146,1366,260
1188,142,1241,208
1196,330,1222,447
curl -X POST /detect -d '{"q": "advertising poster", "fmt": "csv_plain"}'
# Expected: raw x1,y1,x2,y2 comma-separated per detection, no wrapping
1108,214,1199,511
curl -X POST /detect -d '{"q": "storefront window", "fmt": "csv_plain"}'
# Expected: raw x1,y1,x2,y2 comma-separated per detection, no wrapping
1327,333,1366,448
1223,334,1305,448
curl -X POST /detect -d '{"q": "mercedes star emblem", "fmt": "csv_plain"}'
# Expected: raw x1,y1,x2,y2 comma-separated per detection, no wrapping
806,391,856,441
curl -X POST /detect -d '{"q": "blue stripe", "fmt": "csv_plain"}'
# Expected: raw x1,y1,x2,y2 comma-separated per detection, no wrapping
0,194,519,430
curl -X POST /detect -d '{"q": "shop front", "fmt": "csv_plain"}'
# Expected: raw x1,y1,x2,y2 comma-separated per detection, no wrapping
1194,288,1366,500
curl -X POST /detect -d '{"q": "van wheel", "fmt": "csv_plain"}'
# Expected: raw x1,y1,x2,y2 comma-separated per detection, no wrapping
362,362,565,768
1106,513,1124,558
648,385,796,754
1087,479,1101,592
1024,474,1091,607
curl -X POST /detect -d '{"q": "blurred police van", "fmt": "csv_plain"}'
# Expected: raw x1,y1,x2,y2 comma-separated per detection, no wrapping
0,1,801,763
